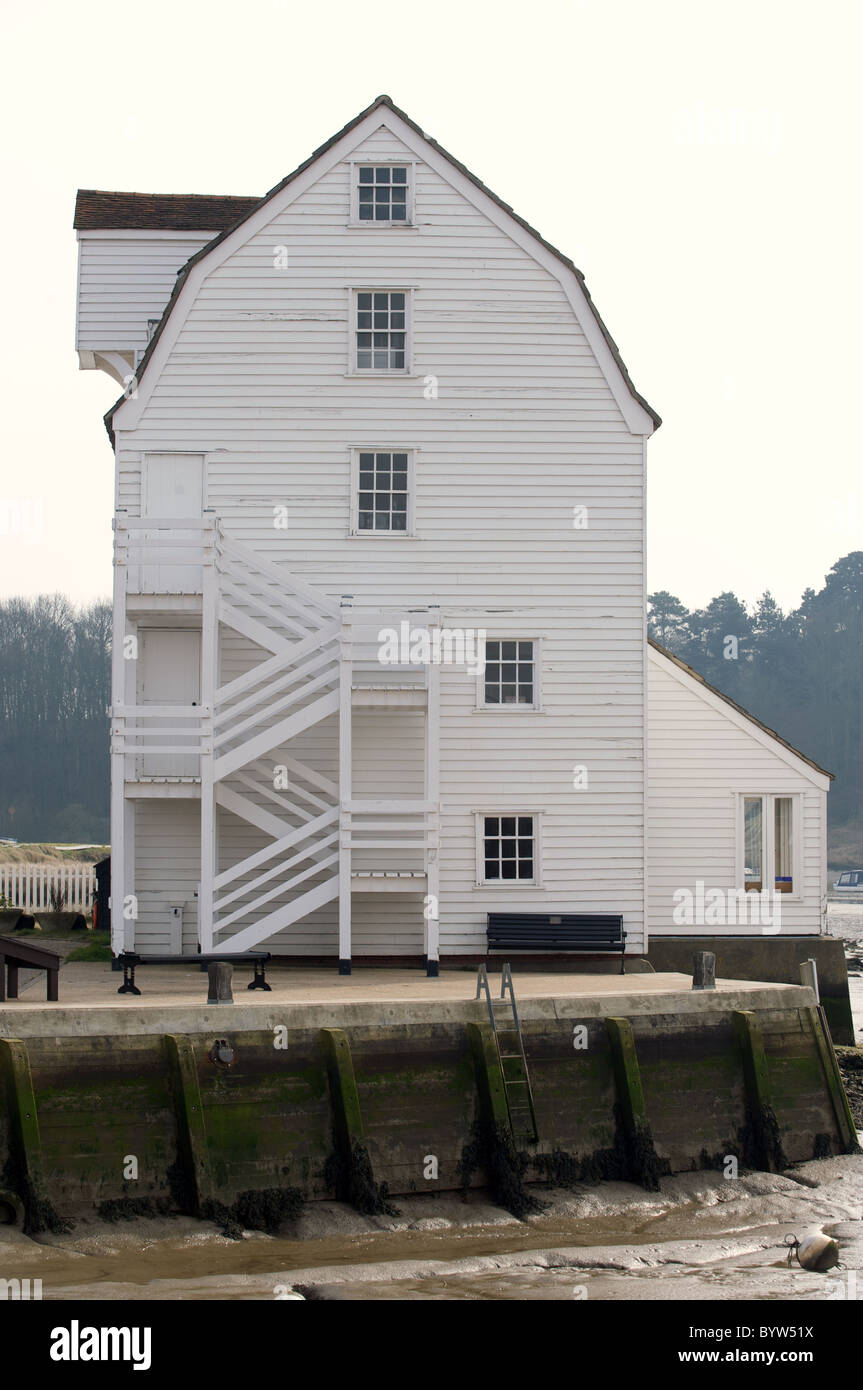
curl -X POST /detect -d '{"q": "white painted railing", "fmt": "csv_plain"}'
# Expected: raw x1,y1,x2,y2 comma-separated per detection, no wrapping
0,863,96,912
116,513,215,594
111,705,205,757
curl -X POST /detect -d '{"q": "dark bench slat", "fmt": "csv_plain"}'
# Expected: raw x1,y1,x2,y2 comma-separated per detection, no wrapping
486,913,627,974
487,914,622,929
118,952,270,964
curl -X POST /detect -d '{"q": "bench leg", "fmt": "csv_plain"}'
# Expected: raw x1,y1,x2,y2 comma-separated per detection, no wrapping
47,967,58,1002
117,962,142,996
247,961,271,992
7,964,18,999
620,945,626,976
0,964,6,1002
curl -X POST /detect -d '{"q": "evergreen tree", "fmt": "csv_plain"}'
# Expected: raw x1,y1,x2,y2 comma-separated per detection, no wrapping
647,591,690,651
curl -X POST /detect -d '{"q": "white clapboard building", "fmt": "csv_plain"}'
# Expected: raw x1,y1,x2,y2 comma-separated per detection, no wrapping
74,96,831,970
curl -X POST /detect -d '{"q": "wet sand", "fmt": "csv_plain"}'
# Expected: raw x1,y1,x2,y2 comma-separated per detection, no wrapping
3,1158,863,1301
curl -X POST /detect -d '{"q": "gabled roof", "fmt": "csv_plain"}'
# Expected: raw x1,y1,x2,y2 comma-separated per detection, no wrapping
74,190,260,231
99,94,661,442
648,638,834,781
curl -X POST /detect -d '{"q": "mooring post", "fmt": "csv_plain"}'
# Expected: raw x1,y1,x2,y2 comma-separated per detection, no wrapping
799,958,819,1002
207,961,233,1005
692,951,716,990
164,1035,214,1216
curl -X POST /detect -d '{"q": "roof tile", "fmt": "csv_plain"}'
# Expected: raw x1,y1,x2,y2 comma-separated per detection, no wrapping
74,190,260,231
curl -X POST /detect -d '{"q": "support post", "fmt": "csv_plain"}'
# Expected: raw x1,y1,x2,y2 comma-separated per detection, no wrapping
806,1005,858,1153
320,1027,391,1213
606,1016,664,1189
321,1028,365,1154
198,517,218,954
164,1034,213,1215
110,517,130,955
0,1039,47,1226
466,1022,510,1133
424,604,441,977
338,598,353,975
733,1009,784,1171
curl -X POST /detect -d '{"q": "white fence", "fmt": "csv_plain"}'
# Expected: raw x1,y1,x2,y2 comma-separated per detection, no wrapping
0,863,96,912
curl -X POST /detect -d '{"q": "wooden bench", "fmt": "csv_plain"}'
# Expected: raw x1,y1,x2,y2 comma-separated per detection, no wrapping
0,936,62,1002
115,951,272,996
486,913,627,974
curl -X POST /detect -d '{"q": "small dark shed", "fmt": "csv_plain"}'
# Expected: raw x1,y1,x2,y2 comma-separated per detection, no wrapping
94,857,111,933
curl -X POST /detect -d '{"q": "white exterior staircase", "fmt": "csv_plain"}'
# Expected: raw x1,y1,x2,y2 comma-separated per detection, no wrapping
111,515,440,973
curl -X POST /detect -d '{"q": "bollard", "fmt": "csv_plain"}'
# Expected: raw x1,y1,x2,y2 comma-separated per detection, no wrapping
207,961,233,1005
692,951,716,990
799,958,820,1003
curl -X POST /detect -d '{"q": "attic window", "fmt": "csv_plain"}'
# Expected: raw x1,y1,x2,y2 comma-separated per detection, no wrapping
356,166,410,223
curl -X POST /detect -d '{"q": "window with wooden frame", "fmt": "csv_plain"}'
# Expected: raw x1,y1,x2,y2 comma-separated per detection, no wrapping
353,290,410,372
350,449,415,535
353,164,412,224
479,640,539,709
740,794,799,895
477,814,540,885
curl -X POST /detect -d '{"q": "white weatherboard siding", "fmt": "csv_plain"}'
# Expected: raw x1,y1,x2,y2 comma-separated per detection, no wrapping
647,648,828,937
76,231,215,359
106,110,655,957
134,799,200,952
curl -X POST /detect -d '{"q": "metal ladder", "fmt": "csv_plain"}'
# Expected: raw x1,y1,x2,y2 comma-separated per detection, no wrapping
476,962,538,1142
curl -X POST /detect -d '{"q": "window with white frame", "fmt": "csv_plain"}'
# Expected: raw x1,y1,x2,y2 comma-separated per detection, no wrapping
356,165,410,222
480,814,537,883
354,291,408,371
482,640,537,707
353,450,412,533
741,794,797,894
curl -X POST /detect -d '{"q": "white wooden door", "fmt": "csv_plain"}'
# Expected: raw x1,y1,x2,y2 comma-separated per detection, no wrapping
138,629,201,777
141,453,204,592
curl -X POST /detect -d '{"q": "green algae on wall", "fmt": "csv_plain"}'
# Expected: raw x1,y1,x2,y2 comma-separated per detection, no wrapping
0,1002,856,1228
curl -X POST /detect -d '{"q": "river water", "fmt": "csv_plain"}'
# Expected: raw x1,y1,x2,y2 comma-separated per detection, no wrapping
4,906,863,1302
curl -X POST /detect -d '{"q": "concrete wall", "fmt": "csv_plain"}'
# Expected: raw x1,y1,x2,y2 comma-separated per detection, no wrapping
647,937,854,1044
1,988,854,1232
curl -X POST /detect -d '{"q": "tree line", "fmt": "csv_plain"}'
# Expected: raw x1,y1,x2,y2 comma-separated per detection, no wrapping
0,596,110,843
649,551,863,828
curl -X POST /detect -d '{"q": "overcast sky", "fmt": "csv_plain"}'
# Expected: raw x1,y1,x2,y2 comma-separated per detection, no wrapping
1,0,859,611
